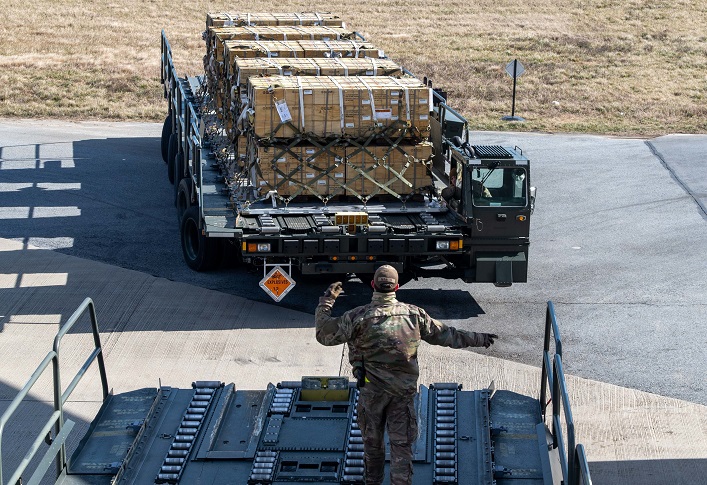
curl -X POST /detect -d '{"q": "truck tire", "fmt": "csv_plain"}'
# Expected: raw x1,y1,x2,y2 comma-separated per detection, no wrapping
176,178,192,224
166,133,177,185
161,115,171,163
181,206,220,271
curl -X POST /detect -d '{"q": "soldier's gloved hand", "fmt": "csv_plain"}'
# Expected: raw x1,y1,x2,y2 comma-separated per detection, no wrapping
324,282,344,299
481,333,498,348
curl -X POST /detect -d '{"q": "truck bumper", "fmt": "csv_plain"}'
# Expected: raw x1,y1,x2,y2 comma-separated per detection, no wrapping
468,252,528,286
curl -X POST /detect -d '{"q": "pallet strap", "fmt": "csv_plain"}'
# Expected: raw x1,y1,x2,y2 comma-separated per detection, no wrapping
297,77,306,131
254,41,272,57
328,76,346,132
357,76,377,123
332,57,349,76
390,77,411,122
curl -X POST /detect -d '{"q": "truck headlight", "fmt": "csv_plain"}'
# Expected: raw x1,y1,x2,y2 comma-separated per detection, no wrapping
435,240,462,251
247,242,271,252
436,241,450,250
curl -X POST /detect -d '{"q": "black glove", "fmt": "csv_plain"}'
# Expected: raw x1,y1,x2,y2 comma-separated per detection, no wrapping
352,366,366,388
324,281,344,299
481,333,498,348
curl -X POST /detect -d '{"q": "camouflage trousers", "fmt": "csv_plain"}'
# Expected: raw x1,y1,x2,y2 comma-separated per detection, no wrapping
357,384,418,485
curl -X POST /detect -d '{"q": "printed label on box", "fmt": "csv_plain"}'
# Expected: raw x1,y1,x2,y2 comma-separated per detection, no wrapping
277,157,287,163
318,180,327,185
306,173,315,178
375,109,393,120
346,122,355,128
391,91,399,96
271,53,279,57
391,99,398,105
284,70,293,76
420,114,429,120
362,116,371,121
366,70,374,75
304,89,313,95
335,173,344,178
275,99,292,123
420,98,428,104
362,99,371,105
306,149,316,154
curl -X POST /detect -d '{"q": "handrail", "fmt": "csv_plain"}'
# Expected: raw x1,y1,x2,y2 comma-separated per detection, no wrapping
540,301,562,418
574,444,593,484
0,297,109,485
539,301,592,485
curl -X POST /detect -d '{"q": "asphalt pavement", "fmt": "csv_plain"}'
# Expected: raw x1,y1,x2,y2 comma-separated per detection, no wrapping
0,120,704,406
1,120,707,484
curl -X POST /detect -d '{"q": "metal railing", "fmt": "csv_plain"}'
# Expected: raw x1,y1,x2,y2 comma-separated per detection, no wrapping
0,298,109,485
540,301,592,485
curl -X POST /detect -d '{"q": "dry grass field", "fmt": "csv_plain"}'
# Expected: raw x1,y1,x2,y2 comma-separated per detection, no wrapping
1,0,706,135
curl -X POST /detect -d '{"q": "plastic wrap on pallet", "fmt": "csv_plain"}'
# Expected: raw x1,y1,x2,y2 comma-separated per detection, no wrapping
246,76,432,140
206,12,345,28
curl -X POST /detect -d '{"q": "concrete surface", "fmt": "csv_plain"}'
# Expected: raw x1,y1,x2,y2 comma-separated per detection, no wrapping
0,121,705,407
1,120,706,483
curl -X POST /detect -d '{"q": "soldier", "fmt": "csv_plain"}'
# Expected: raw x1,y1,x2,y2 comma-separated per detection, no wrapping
315,265,498,485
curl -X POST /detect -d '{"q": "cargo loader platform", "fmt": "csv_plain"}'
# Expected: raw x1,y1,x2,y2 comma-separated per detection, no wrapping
0,299,591,485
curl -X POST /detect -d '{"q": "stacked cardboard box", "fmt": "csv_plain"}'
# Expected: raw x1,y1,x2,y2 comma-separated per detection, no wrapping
206,12,345,28
209,27,358,63
206,12,434,203
247,76,431,140
244,139,346,198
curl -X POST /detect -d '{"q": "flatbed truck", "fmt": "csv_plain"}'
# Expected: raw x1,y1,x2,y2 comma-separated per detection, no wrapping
159,23,535,298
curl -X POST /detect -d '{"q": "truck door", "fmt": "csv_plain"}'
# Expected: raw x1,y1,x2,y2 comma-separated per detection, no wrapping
465,163,531,239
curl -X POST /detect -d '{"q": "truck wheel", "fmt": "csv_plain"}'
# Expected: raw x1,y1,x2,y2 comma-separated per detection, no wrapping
181,206,220,271
176,178,192,224
161,115,171,163
166,133,177,185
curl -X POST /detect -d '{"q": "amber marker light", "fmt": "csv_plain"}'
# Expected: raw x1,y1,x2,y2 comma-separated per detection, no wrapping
517,215,527,221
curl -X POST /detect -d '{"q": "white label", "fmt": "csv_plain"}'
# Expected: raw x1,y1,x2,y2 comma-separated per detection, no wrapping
276,174,284,179
362,115,371,121
346,122,355,128
304,89,313,95
306,173,315,179
275,99,292,122
284,70,293,76
375,109,392,120
277,157,287,163
318,180,327,185
378,50,384,57
260,181,268,186
391,99,398,105
391,91,399,96
289,181,296,185
420,98,428,104
366,70,374,75
306,149,316,154
391,116,399,121
224,20,235,27
271,52,279,57
362,99,371,105
420,114,429,120
335,173,344,178
335,156,342,162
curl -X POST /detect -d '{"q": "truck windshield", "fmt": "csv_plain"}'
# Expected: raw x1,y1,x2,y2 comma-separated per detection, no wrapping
472,166,527,207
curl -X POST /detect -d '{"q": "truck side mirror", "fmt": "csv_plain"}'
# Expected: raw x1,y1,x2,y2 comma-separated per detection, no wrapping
530,186,536,214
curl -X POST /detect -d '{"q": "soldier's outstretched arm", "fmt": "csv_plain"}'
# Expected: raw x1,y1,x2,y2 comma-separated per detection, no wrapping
419,307,497,349
315,294,353,346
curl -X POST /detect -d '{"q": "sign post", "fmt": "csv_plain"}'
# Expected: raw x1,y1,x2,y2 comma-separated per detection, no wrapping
502,59,525,122
260,265,296,302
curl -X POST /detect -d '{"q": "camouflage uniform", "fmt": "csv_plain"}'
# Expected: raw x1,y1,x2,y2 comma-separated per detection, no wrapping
315,291,491,485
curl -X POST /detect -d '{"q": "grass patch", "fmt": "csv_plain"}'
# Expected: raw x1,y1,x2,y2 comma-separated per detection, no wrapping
0,0,705,135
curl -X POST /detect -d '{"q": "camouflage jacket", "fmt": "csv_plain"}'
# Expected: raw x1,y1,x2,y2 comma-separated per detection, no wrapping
315,292,483,396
